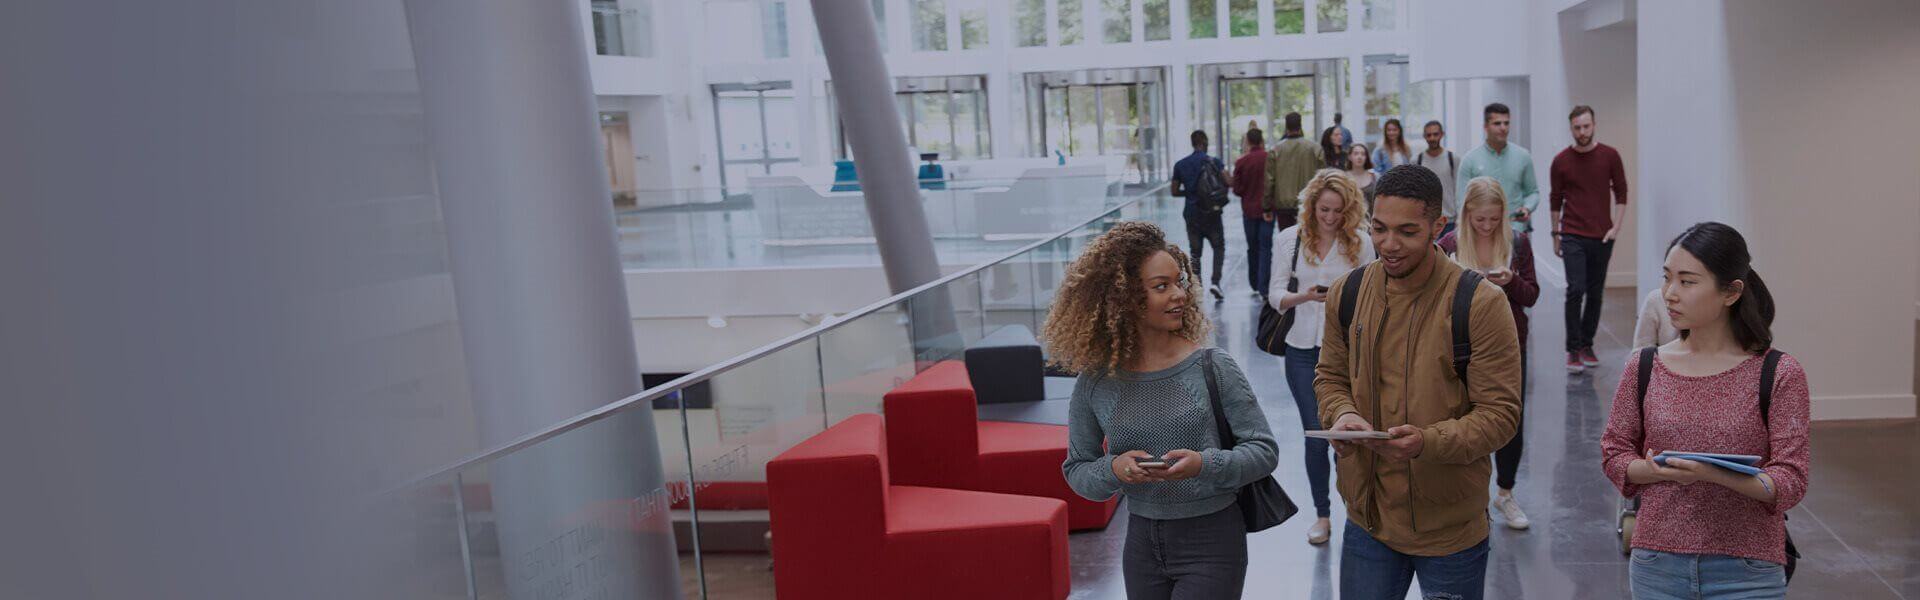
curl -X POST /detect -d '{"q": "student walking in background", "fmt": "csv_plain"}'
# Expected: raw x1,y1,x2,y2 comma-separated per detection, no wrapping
1344,143,1378,209
1414,121,1461,236
1458,103,1541,235
1266,169,1373,545
1600,221,1808,600
1232,128,1273,299
1439,177,1541,532
1550,105,1631,374
1372,119,1414,174
1049,222,1279,599
1172,130,1229,301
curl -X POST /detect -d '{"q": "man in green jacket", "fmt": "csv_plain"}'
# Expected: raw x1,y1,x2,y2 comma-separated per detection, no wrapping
1266,112,1324,231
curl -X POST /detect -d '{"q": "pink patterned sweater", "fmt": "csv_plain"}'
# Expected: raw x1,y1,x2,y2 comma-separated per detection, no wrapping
1599,352,1812,565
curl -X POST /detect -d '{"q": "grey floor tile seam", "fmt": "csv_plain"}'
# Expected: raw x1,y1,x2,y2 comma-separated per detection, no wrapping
1799,503,1908,600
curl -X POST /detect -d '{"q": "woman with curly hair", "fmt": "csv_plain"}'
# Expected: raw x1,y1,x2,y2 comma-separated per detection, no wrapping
1047,221,1278,599
1265,169,1374,545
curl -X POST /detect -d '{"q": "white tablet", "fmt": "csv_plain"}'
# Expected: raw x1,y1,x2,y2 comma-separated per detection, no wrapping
1304,430,1394,441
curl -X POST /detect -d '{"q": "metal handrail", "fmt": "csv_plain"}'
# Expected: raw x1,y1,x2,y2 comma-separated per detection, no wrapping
385,182,1169,494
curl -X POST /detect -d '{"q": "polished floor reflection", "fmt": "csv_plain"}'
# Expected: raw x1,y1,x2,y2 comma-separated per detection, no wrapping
1061,216,1919,600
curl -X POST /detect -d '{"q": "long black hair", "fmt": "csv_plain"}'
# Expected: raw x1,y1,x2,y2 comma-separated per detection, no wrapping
1668,222,1775,353
1320,126,1346,169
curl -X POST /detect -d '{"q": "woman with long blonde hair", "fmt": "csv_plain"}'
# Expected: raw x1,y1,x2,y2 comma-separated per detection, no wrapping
1265,169,1374,545
1047,222,1277,599
1438,176,1540,529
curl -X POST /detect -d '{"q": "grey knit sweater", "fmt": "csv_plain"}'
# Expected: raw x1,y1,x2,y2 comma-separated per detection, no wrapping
1062,348,1279,520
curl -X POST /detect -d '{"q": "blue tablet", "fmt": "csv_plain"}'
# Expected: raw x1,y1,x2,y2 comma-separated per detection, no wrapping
1655,452,1764,476
1659,452,1761,466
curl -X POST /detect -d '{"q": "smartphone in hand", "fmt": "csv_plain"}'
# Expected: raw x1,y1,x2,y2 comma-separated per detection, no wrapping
1135,459,1170,470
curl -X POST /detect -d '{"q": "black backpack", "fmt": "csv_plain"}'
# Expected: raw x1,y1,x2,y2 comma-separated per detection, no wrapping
1334,265,1484,385
1194,161,1231,212
1627,347,1800,582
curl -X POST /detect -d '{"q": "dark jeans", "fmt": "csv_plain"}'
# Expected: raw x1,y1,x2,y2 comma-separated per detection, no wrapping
1283,344,1332,518
1242,216,1275,295
1340,524,1491,600
1493,348,1526,490
1123,504,1248,599
1186,214,1226,286
1561,234,1614,352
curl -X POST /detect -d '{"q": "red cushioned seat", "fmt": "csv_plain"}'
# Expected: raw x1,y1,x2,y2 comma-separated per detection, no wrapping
884,361,1119,531
768,414,1068,600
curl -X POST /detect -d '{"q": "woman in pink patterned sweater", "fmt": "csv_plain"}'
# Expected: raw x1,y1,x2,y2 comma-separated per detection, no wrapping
1600,222,1810,599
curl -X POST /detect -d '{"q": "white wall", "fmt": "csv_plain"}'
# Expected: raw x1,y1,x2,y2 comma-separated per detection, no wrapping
1639,0,1920,419
1409,0,1529,82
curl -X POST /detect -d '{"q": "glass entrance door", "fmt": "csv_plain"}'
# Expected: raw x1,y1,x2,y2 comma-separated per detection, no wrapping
712,81,799,197
1035,79,1165,183
1218,75,1318,158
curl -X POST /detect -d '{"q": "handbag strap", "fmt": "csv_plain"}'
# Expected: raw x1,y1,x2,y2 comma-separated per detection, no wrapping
1201,349,1237,448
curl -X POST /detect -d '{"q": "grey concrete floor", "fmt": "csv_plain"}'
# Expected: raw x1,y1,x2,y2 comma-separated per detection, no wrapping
1053,217,1920,599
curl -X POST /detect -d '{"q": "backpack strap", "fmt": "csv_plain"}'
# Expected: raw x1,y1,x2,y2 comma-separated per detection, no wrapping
1336,265,1367,341
1451,270,1484,384
1635,346,1657,426
1759,349,1782,426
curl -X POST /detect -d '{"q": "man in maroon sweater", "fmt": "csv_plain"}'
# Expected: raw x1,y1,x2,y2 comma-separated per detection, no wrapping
1231,127,1273,298
1549,105,1629,373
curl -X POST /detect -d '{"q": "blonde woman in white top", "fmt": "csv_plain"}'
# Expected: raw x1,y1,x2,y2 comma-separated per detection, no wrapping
1266,169,1375,545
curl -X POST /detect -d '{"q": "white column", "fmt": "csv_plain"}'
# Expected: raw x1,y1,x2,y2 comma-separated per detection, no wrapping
402,1,680,599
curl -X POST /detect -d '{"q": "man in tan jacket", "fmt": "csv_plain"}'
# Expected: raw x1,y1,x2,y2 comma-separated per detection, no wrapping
1265,111,1323,232
1314,164,1522,600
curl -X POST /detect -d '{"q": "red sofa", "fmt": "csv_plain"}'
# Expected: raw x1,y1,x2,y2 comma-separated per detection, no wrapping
767,413,1069,600
883,361,1119,531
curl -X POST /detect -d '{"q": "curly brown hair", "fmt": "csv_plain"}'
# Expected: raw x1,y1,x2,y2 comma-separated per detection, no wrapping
1040,222,1211,374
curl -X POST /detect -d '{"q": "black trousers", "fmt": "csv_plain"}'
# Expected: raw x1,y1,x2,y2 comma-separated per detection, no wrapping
1185,214,1225,286
1494,348,1526,490
1124,504,1248,599
1561,234,1613,352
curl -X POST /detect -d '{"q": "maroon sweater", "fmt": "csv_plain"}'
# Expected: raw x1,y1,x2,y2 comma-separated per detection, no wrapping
1438,231,1539,345
1231,148,1268,219
1549,143,1628,240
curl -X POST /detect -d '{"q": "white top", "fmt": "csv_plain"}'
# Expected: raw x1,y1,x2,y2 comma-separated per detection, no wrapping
1416,150,1460,219
1268,225,1376,349
1633,289,1680,348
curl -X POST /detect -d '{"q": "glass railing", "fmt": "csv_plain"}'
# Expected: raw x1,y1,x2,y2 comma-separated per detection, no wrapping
613,175,1153,270
386,182,1175,599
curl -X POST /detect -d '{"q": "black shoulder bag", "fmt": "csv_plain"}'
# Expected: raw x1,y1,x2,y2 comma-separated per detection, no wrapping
1624,347,1800,582
1201,349,1297,532
1254,233,1304,355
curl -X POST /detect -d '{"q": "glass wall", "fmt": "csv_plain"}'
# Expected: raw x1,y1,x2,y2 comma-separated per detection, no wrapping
914,0,949,51
761,0,789,58
1103,0,1133,43
1229,0,1258,37
1144,0,1172,40
1016,0,1047,46
1363,0,1398,30
959,0,990,49
1189,0,1218,38
591,0,653,57
1025,68,1168,183
1058,0,1085,45
1364,55,1410,143
1274,0,1306,34
1317,0,1347,33
831,75,992,161
712,82,800,197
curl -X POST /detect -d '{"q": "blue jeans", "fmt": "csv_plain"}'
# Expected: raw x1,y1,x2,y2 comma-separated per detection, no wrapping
1283,344,1332,518
1340,524,1490,600
1629,549,1786,600
1242,216,1275,295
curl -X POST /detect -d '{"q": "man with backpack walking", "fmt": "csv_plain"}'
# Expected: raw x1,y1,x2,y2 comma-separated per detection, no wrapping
1173,129,1230,300
1315,165,1523,600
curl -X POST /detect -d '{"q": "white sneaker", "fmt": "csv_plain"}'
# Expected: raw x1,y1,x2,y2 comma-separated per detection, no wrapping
1495,494,1531,530
1209,284,1225,301
1307,518,1332,545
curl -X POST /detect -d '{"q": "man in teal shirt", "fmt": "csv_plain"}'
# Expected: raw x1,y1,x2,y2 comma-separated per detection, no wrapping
1458,103,1541,234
